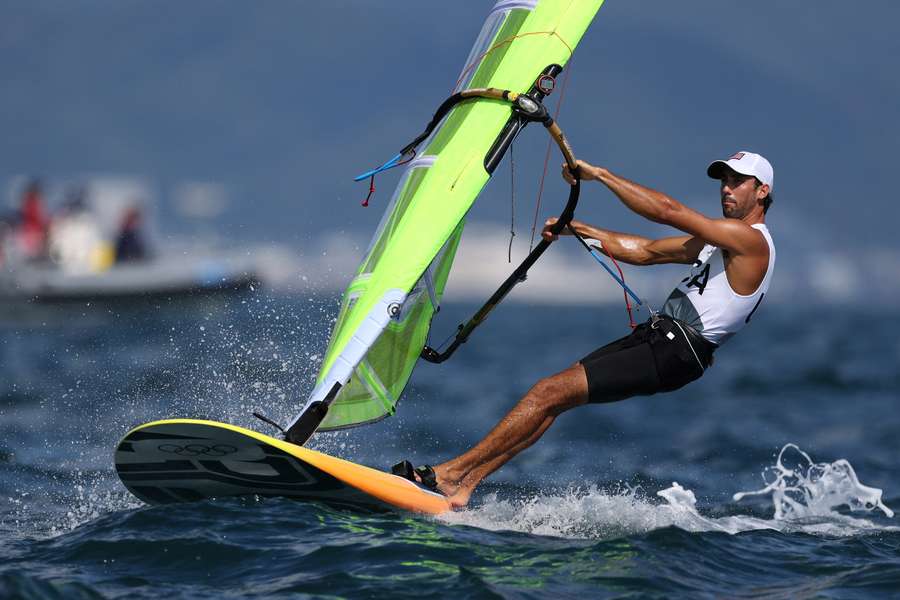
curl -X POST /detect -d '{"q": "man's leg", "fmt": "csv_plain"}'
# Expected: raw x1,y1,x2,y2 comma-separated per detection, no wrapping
432,363,589,508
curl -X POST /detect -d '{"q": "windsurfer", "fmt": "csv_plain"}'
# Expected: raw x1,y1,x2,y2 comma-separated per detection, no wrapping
405,151,776,508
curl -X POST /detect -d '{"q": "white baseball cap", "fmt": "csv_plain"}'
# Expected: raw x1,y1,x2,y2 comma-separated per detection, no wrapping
707,151,774,192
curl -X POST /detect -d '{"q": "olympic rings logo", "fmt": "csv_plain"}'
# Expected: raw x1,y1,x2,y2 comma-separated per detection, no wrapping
157,443,238,457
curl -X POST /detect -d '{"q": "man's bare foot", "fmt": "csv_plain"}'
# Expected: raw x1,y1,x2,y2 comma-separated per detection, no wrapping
444,487,473,510
425,466,459,498
400,463,475,508
432,466,477,509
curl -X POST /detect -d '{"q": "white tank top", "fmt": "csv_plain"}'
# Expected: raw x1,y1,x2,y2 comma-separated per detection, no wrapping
661,224,775,345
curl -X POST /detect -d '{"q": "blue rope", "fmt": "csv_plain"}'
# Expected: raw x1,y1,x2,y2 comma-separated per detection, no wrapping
584,246,644,306
353,153,404,182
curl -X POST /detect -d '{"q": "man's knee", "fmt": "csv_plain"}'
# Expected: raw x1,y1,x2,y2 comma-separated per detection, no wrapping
528,366,587,414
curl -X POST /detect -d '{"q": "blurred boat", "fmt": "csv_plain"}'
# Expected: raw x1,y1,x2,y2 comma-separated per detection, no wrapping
0,177,263,303
0,252,260,303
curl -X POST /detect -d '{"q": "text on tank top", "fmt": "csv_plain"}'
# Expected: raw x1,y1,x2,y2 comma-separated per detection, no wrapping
661,223,775,345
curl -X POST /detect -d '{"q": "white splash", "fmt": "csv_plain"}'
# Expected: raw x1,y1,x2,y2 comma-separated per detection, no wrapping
733,443,894,519
440,444,895,540
440,485,681,539
5,470,142,540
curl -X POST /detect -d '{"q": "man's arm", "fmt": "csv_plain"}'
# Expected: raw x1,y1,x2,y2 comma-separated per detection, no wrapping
563,161,763,256
543,218,704,265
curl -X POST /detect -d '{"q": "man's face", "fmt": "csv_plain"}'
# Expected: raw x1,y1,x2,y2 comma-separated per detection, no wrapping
719,168,767,218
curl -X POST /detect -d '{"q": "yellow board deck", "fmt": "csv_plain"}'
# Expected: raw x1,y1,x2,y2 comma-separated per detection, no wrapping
115,419,451,514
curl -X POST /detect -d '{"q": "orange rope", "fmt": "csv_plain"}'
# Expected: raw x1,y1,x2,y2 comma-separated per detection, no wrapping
453,30,574,91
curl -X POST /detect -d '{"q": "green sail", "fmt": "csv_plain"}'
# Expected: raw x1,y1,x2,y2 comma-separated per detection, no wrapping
295,0,605,431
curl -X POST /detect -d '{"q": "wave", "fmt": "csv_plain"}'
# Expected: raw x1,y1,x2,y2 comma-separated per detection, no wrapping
440,444,896,540
0,571,105,600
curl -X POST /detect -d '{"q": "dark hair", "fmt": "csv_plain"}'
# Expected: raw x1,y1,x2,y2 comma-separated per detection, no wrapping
754,179,773,213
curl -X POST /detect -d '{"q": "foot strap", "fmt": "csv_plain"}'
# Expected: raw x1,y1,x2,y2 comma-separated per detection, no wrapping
391,460,439,492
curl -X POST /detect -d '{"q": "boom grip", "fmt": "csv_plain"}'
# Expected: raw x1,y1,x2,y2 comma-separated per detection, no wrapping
421,179,580,364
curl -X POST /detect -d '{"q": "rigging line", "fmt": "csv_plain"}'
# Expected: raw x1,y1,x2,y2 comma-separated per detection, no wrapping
508,143,516,263
354,152,403,182
361,174,376,207
529,58,573,251
584,240,640,329
453,30,575,92
355,81,552,207
252,412,286,435
358,29,574,206
420,103,581,365
570,223,642,328
358,153,414,207
611,257,638,329
606,247,638,329
566,224,645,307
434,326,460,353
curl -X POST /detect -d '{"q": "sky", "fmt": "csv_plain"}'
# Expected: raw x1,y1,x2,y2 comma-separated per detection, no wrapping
2,1,898,304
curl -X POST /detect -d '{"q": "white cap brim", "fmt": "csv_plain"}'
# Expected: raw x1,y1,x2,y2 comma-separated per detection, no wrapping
706,151,774,191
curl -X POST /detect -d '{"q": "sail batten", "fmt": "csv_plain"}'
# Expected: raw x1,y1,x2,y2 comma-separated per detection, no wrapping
292,0,604,433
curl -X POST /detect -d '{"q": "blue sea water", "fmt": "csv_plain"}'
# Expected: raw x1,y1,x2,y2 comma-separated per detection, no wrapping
1,294,899,598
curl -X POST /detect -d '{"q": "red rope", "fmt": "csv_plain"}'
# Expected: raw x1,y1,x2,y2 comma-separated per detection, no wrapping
454,28,638,329
360,154,415,207
361,175,376,207
606,251,637,329
529,60,573,251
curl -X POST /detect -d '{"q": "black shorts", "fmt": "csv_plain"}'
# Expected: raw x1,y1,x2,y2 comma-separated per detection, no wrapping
580,315,717,404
